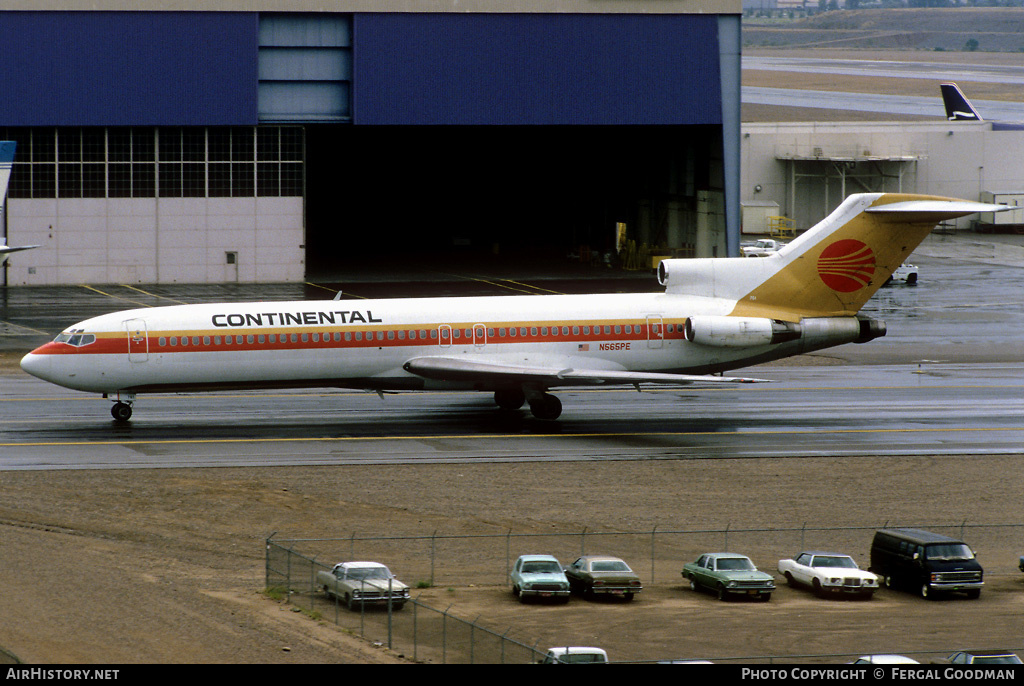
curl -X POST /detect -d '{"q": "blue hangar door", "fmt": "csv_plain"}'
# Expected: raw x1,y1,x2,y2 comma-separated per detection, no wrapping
303,12,733,275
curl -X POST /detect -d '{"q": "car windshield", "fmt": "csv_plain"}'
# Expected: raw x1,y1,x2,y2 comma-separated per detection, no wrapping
557,653,607,664
591,561,630,572
971,655,1023,665
716,557,755,571
924,544,974,561
813,556,857,569
522,561,561,574
346,566,391,580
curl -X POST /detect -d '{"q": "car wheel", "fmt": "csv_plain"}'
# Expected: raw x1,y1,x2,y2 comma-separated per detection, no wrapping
812,579,825,598
689,578,699,592
761,593,772,602
784,572,795,587
716,585,727,601
884,575,895,589
512,585,520,597
966,589,981,599
623,592,634,602
920,584,932,600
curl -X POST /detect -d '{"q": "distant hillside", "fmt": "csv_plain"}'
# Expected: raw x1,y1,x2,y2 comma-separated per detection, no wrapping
743,8,1024,52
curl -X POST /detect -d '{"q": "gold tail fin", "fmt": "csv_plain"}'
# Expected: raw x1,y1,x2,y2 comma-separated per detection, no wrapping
729,193,1005,321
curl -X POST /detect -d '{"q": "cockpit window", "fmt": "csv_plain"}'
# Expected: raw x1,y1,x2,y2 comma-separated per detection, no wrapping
54,329,96,347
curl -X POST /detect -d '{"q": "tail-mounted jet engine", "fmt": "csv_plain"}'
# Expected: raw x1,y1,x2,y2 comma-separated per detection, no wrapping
683,316,801,348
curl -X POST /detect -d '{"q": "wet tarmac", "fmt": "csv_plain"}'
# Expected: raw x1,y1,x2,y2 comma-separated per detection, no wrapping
1,231,1022,470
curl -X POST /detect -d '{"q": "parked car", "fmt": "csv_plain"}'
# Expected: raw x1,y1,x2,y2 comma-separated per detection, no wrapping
777,551,879,599
511,554,571,603
682,552,775,601
869,528,983,599
317,561,410,610
850,655,920,664
939,650,1022,665
741,238,784,257
1018,555,1023,573
562,555,642,600
539,647,609,664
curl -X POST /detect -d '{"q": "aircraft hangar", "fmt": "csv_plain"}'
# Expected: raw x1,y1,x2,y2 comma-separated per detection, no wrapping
0,1,742,286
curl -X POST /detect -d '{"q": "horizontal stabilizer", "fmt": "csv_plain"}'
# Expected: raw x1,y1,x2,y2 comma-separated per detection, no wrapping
403,356,768,388
865,199,1007,218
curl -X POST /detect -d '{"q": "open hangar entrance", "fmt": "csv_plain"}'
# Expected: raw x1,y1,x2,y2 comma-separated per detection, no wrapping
304,124,727,279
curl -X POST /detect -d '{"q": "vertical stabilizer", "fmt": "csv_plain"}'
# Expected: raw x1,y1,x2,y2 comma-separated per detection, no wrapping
659,193,1008,321
940,83,983,122
730,193,1005,320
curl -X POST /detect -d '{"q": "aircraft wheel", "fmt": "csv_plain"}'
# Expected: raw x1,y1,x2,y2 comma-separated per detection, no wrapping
111,402,133,422
528,393,562,420
494,389,525,410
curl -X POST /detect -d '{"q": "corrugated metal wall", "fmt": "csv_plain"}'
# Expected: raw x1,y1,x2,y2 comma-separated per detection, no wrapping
351,13,723,126
0,12,258,127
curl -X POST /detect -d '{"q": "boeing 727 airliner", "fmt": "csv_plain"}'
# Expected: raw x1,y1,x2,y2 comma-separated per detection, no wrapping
20,193,1005,421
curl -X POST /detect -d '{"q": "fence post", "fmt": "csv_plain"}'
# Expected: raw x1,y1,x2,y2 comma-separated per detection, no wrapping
431,530,437,587
506,529,512,587
412,599,419,663
442,604,452,665
651,526,657,584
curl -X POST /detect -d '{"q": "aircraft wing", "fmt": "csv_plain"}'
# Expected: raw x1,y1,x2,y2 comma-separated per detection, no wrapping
402,356,768,388
0,243,41,255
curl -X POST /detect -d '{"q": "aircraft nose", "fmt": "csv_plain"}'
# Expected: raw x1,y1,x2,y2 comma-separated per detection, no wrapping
20,351,53,382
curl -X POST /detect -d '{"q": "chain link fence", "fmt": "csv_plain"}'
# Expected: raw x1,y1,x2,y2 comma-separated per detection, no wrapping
266,521,1024,664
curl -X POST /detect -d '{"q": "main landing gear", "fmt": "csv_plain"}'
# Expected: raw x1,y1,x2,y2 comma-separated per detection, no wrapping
108,393,135,422
493,389,562,420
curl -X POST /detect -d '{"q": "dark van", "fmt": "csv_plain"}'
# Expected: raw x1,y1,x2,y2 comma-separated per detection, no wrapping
869,528,983,599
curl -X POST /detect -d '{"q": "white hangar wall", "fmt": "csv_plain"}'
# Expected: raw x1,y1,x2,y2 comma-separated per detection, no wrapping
10,196,303,284
740,121,1024,234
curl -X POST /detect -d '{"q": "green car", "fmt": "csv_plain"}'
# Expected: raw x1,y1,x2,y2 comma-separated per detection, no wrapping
682,552,775,602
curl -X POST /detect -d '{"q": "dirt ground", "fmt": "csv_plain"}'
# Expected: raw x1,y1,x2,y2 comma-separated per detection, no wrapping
2,397,1024,664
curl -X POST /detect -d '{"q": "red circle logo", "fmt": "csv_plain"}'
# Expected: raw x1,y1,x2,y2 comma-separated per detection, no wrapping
817,240,876,292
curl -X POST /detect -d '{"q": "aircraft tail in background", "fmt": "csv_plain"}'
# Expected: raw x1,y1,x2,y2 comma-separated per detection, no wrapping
940,82,983,121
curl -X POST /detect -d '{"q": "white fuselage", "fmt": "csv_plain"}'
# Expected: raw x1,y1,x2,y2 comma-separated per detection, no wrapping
20,291,840,396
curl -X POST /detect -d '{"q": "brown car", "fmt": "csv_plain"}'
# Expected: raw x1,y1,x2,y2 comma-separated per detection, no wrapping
563,555,643,601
